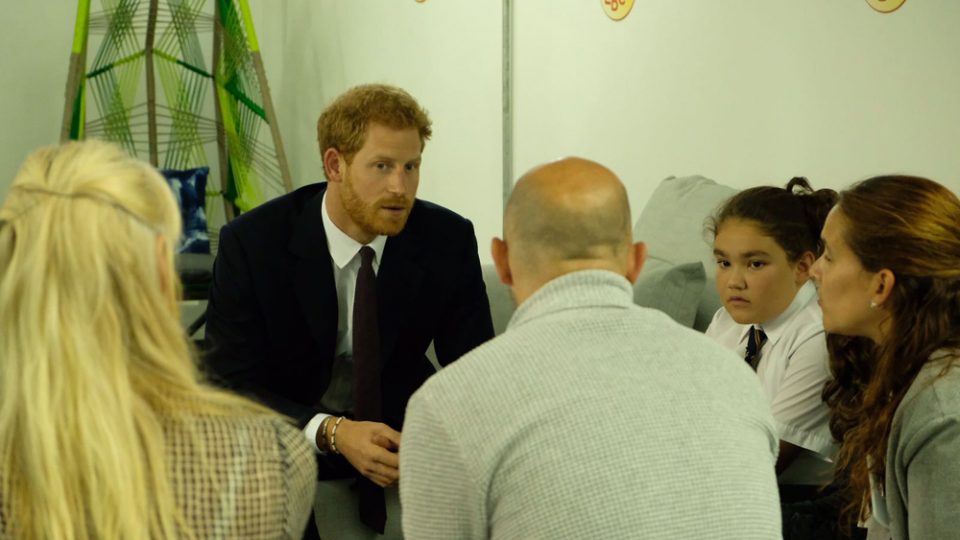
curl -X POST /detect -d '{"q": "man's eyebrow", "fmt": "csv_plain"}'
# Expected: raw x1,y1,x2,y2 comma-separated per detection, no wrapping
365,155,422,163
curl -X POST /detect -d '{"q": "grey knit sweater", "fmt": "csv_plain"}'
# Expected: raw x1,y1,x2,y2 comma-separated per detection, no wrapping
400,270,782,539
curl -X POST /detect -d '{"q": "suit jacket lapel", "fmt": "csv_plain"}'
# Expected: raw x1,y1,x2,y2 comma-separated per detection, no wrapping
287,188,428,372
289,187,338,371
378,224,426,364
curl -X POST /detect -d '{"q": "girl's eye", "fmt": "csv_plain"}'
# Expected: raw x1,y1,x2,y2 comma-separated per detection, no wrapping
749,261,766,269
716,260,730,269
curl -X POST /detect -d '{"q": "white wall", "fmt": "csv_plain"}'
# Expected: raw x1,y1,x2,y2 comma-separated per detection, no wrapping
513,0,960,222
252,0,505,256
0,1,75,193
3,1,960,264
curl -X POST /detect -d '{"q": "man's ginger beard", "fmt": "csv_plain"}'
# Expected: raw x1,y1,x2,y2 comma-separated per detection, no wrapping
340,166,413,237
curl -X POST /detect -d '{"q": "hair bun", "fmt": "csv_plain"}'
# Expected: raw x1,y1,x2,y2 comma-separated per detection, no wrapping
787,176,814,195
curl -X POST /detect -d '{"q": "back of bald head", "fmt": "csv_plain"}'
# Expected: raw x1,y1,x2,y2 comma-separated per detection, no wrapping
504,157,633,274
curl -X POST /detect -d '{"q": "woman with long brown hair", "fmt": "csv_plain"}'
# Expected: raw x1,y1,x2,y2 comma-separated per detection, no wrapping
811,175,960,539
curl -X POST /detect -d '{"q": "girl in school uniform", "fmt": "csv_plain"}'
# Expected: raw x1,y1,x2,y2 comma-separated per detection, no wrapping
705,178,839,505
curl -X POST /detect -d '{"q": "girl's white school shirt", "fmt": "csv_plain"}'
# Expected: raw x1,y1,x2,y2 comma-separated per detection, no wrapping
706,280,837,485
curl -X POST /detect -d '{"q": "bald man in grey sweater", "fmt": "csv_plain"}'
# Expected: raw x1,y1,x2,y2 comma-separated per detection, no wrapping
399,158,782,539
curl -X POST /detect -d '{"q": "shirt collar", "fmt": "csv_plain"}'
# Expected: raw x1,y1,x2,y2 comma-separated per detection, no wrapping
736,280,817,346
321,192,387,269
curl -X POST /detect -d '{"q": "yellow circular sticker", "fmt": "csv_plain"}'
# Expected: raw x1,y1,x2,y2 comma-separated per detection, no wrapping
602,0,635,21
865,0,906,13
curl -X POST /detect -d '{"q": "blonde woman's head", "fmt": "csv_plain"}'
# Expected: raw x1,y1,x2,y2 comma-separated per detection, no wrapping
0,140,251,539
2,138,181,316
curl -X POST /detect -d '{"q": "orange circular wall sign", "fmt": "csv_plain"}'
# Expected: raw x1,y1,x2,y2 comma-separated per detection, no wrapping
865,0,906,13
602,0,635,21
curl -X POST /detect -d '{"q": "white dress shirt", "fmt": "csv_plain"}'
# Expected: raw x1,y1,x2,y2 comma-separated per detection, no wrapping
303,193,386,452
706,280,837,485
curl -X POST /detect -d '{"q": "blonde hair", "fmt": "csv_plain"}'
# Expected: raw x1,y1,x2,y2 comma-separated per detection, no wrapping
0,140,270,539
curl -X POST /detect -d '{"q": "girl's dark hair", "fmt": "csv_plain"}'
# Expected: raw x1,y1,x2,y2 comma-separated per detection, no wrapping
707,177,838,261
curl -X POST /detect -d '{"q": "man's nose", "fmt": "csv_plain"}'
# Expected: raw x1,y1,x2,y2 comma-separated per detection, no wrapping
386,169,408,195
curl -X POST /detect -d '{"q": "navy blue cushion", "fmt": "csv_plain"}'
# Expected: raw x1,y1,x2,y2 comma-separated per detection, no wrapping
161,167,211,254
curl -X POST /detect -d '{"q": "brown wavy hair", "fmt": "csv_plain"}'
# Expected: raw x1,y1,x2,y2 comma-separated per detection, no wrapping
822,335,875,448
820,333,875,535
828,175,960,522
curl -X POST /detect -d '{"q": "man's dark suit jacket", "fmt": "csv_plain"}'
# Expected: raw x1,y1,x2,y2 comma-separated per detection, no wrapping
204,182,495,477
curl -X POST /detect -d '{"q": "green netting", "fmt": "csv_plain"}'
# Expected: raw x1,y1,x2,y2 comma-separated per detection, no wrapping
155,0,209,169
216,0,267,210
66,0,289,231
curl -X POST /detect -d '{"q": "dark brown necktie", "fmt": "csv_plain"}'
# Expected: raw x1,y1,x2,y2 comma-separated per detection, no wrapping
353,246,386,533
745,325,767,371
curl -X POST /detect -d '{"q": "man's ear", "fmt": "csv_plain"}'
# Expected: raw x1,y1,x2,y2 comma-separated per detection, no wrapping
871,268,896,308
794,251,816,285
491,237,513,286
626,242,647,284
323,148,344,183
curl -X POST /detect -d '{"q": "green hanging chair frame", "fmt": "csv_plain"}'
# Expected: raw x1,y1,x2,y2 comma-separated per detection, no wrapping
61,0,292,241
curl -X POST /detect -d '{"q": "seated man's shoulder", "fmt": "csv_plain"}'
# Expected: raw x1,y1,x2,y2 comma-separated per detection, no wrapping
405,198,475,242
227,183,325,235
420,335,516,401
